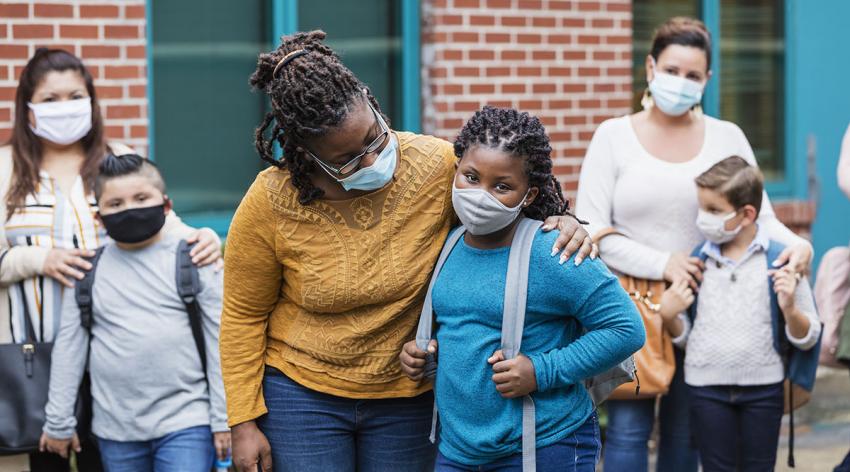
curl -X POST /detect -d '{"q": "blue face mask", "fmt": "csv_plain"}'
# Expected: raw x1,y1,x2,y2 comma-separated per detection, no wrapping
337,134,398,192
648,59,704,116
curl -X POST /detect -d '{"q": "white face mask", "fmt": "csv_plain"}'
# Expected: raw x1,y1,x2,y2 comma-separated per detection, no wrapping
696,209,742,244
648,59,704,116
28,98,93,146
452,183,528,236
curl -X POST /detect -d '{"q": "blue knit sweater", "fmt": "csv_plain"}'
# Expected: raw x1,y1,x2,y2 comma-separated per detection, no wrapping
432,229,645,465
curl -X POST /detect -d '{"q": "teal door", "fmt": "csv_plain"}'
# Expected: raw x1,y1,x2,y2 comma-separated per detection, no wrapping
789,0,850,266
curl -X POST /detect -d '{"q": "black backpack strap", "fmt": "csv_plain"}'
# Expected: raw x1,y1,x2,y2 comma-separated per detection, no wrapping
75,247,106,333
176,240,207,378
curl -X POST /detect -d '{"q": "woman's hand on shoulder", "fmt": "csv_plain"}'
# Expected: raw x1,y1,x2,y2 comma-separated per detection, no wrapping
663,252,703,290
541,215,598,266
772,243,813,276
42,248,95,288
186,228,223,269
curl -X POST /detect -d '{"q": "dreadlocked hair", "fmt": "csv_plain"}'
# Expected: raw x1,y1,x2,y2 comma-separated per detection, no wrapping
250,30,385,205
453,106,568,221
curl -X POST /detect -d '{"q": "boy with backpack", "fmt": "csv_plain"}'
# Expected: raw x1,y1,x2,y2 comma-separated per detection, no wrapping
39,154,230,470
658,155,821,471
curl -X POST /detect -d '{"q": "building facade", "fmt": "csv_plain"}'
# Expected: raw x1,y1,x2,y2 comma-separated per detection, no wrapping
1,0,848,261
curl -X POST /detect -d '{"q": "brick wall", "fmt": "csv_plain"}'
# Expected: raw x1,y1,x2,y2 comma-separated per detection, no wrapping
421,0,633,200
0,1,148,155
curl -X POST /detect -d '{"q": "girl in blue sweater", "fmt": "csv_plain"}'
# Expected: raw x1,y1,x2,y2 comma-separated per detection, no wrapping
400,107,644,471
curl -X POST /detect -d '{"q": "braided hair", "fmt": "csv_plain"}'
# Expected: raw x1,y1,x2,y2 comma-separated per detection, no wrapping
453,106,569,221
250,30,385,205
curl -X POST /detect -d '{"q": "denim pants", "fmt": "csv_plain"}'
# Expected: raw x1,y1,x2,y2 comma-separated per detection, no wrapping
689,382,784,472
258,367,436,472
96,425,214,472
603,349,698,472
435,411,600,472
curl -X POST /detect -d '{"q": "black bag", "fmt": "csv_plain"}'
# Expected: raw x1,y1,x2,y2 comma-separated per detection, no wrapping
0,302,53,454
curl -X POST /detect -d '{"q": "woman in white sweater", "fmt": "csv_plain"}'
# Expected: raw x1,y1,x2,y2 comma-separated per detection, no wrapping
575,18,812,472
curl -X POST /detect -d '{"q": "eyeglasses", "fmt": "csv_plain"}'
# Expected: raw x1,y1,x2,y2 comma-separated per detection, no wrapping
306,101,390,179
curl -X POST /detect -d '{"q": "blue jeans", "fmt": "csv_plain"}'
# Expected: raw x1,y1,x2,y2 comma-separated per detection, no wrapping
689,382,784,472
259,367,436,472
96,425,214,472
435,411,600,472
603,349,698,472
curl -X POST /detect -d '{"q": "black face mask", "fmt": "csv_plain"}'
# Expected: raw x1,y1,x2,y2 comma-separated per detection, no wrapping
99,204,167,244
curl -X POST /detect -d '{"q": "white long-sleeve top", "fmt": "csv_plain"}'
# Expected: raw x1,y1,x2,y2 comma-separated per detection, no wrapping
839,122,850,200
576,115,810,280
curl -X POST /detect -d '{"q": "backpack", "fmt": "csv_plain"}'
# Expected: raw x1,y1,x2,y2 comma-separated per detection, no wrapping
814,245,850,368
415,217,636,472
74,240,207,377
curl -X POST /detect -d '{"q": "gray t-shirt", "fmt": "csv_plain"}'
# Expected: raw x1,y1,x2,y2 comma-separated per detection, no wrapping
43,236,227,441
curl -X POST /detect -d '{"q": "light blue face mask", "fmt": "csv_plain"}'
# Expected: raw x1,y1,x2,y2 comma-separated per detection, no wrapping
337,134,398,192
648,58,705,116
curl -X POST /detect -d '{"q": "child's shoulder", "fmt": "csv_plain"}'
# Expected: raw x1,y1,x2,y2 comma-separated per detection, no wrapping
530,228,615,283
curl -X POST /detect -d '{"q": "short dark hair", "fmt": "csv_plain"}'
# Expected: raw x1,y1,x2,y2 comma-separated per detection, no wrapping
94,154,166,202
695,156,763,215
650,17,712,71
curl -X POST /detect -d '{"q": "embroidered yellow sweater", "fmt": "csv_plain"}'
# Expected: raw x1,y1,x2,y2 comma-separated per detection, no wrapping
221,132,457,426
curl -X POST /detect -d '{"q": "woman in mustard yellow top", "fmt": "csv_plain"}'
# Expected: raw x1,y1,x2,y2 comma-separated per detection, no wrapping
222,31,595,472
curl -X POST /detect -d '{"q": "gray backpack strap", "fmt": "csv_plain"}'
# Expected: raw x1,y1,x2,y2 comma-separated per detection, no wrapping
501,217,543,472
414,225,467,443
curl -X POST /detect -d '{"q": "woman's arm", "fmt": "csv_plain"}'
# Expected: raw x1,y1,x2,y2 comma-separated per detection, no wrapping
220,174,283,427
576,122,671,279
839,123,850,199
0,245,50,286
528,260,645,392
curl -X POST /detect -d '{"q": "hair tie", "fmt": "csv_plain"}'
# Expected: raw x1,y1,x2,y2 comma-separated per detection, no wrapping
273,49,308,77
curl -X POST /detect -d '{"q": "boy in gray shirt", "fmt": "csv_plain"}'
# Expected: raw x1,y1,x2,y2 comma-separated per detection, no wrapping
39,154,229,470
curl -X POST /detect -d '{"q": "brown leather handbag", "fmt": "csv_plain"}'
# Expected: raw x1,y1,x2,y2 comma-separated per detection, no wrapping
594,228,677,400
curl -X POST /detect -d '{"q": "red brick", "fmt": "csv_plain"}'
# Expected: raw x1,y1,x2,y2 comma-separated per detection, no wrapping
434,102,450,113
96,85,124,99
485,66,511,77
440,118,464,129
126,45,146,59
105,25,139,39
501,83,526,94
0,3,28,18
549,66,573,76
40,43,76,54
451,32,478,43
13,24,53,39
469,15,495,26
34,3,73,17
0,87,16,101
81,45,120,59
486,0,511,7
579,99,602,108
443,84,463,95
562,18,585,28
454,66,479,77
489,100,512,108
548,34,572,44
607,2,631,12
13,65,26,80
593,83,617,93
454,101,480,112
129,85,147,98
533,83,557,94
437,14,463,25
0,24,6,38
578,67,601,77
607,99,632,108
104,125,123,139
500,50,526,61
577,1,601,11
592,18,615,28
549,100,573,109
606,35,631,45
562,50,586,60
104,65,140,79
469,84,495,94
592,51,616,60
577,35,600,45
469,50,495,60
501,16,526,27
485,33,510,43
0,45,29,59
130,125,147,139
532,17,557,27
0,108,11,121
533,51,556,60
0,128,11,143
60,24,98,38
517,66,542,76
431,67,448,78
520,100,545,110
518,0,543,9
79,4,120,18
124,5,146,19
105,105,140,119
550,1,574,9
453,0,480,7
562,116,586,125
607,67,631,76
517,34,542,44
0,67,8,80
441,49,463,61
